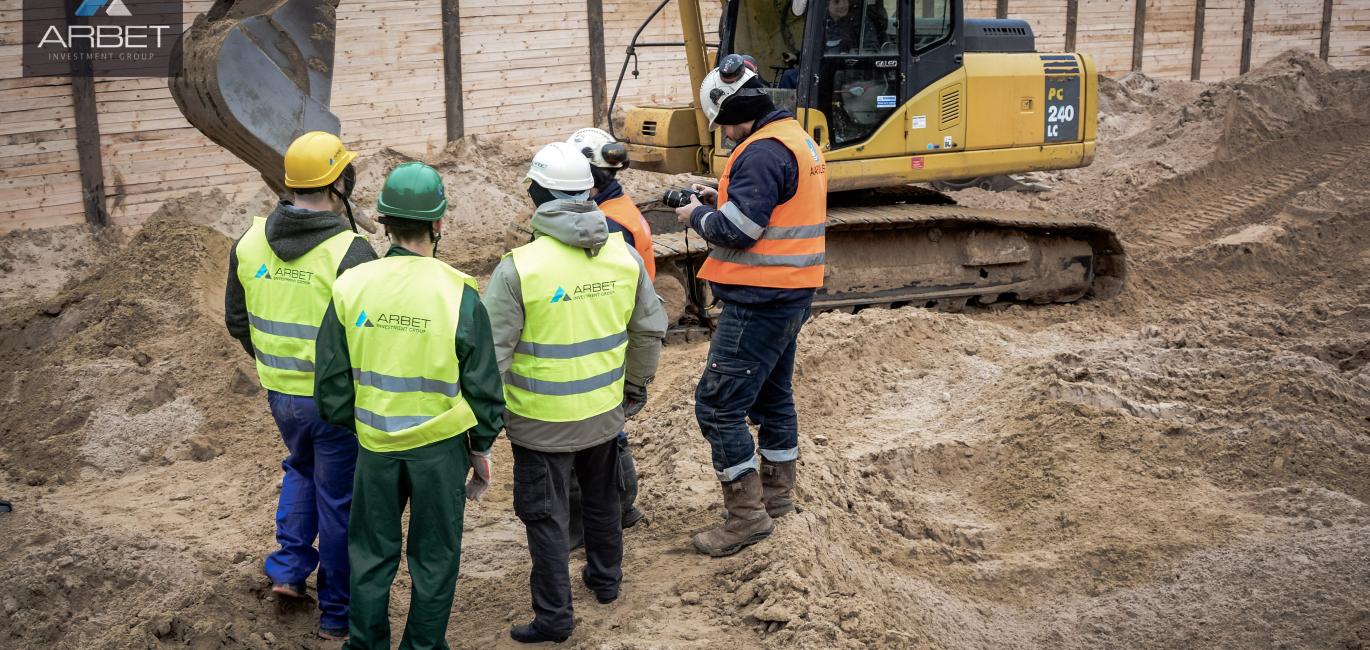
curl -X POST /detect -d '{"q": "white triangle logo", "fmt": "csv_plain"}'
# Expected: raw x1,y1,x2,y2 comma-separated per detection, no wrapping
105,0,132,16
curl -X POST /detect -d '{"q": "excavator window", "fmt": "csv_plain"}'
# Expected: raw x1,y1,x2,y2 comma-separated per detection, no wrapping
912,0,953,52
725,0,806,87
819,0,901,146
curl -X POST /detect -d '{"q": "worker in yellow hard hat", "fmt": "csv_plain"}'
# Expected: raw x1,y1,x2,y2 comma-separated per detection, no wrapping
224,131,378,641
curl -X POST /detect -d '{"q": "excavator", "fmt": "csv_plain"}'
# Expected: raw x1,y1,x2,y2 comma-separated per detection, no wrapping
170,0,1126,328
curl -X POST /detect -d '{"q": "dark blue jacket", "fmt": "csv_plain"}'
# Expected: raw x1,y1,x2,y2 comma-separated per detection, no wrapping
689,110,815,307
593,179,635,248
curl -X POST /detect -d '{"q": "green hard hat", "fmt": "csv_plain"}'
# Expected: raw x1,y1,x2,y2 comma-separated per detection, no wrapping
376,162,447,221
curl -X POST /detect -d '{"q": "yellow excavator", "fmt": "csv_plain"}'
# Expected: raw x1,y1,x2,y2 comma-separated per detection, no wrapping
171,0,1125,326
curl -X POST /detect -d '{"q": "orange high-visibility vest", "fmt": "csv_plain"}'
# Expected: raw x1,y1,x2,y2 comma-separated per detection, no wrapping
698,118,827,289
599,193,656,281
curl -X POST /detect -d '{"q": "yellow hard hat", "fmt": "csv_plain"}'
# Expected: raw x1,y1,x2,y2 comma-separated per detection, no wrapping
283,131,357,189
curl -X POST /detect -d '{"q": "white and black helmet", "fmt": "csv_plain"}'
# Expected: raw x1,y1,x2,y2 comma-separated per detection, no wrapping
699,54,770,130
567,127,629,169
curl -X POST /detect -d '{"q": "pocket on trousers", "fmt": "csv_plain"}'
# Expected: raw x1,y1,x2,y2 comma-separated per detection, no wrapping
696,354,761,410
513,458,552,521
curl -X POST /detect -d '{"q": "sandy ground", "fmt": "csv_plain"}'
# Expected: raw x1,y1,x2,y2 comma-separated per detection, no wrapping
1,50,1368,649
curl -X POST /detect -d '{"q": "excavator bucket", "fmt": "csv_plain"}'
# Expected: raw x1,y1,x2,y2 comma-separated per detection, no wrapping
171,0,340,195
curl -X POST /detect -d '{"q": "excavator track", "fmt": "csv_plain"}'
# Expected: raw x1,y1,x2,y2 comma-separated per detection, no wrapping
647,202,1125,332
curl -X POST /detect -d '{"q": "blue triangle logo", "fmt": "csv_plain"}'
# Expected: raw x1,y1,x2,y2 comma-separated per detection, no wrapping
254,264,271,279
355,310,374,327
550,287,572,303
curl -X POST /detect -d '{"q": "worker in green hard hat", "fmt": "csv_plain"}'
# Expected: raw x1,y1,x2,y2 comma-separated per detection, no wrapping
313,161,505,648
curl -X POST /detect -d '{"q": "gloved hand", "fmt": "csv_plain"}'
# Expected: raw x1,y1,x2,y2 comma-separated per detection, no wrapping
467,450,492,501
623,382,648,418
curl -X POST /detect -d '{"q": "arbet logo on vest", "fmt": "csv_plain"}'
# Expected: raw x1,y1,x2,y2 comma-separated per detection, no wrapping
551,281,618,303
355,309,430,334
254,263,313,285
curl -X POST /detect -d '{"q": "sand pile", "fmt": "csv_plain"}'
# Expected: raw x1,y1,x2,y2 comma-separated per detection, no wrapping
950,50,1370,225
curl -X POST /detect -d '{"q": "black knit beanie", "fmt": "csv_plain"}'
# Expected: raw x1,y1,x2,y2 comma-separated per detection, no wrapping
714,77,775,126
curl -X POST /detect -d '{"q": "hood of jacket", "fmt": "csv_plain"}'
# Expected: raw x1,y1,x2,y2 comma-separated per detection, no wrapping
531,199,608,250
264,201,350,261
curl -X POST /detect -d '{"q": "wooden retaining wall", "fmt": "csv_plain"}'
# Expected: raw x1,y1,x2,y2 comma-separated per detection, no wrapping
1,0,1367,233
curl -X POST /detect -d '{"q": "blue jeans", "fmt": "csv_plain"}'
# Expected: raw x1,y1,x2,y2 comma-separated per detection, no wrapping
263,391,358,631
695,301,810,482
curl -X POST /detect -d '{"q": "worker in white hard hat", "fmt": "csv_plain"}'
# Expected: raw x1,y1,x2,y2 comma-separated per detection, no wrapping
674,53,829,558
482,141,667,644
563,127,652,553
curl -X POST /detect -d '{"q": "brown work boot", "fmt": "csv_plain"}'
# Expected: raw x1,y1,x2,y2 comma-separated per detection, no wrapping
693,472,774,557
760,459,797,518
721,459,799,519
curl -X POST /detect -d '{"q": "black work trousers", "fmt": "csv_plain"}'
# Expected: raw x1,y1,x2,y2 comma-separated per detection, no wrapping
512,437,622,636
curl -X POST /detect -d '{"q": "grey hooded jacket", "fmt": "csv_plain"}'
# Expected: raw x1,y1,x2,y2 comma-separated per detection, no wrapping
483,199,667,453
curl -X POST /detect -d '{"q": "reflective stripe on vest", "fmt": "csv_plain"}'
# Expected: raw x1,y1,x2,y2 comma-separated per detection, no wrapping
506,233,639,423
236,217,362,396
599,194,656,281
331,256,480,452
698,118,828,289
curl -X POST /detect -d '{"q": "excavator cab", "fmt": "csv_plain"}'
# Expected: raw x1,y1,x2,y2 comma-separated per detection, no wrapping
622,0,1088,194
722,0,960,151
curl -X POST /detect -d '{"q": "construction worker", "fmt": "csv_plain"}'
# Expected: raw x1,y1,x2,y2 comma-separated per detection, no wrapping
673,54,828,557
223,131,376,639
484,142,666,643
313,161,505,648
564,127,651,549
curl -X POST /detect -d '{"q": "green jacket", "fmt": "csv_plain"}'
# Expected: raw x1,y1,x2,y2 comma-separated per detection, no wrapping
315,245,505,453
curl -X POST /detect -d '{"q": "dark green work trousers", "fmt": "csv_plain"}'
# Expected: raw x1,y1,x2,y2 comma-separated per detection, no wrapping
345,435,469,650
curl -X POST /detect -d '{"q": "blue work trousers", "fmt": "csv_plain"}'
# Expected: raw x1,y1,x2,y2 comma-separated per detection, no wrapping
695,301,810,482
263,390,358,631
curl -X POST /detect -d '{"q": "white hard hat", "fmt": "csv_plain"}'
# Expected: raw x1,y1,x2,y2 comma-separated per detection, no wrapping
567,128,628,169
700,54,759,131
525,141,594,191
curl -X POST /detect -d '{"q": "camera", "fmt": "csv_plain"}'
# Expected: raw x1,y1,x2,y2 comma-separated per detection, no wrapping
662,187,701,208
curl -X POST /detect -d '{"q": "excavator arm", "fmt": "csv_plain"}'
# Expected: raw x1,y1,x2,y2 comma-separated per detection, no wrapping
171,0,341,196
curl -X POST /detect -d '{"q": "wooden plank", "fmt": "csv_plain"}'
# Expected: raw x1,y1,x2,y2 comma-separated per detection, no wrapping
66,0,108,229
1240,0,1255,73
1191,0,1207,79
587,0,607,127
1132,0,1147,71
441,0,463,140
1066,0,1080,51
1319,0,1334,60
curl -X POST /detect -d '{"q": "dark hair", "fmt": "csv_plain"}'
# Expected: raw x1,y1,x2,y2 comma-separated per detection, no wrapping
293,185,331,196
590,165,617,190
380,217,433,240
526,181,558,207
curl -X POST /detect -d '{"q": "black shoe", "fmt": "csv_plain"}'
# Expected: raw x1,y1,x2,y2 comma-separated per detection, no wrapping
621,506,645,529
510,622,570,644
581,565,618,604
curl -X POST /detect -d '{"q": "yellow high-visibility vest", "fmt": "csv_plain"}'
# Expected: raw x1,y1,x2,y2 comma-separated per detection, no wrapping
331,255,480,452
236,217,362,396
505,233,639,422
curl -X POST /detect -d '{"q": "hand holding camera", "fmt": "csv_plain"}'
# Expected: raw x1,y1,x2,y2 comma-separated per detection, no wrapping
667,184,718,226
